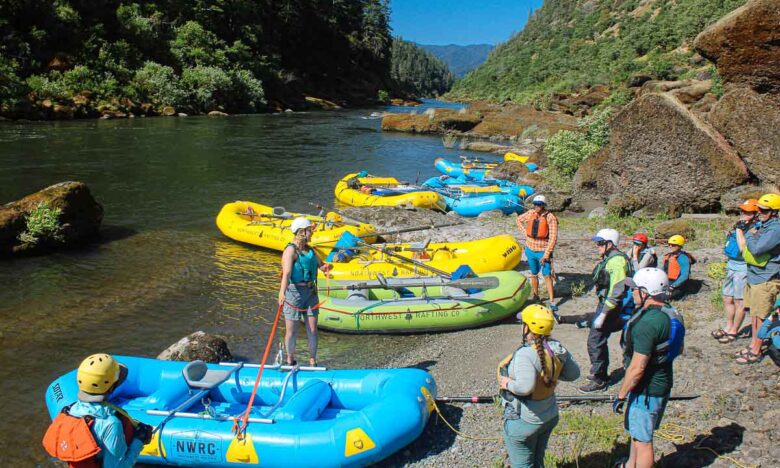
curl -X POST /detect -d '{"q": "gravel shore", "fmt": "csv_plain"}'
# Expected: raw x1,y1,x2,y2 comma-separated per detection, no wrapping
341,207,779,468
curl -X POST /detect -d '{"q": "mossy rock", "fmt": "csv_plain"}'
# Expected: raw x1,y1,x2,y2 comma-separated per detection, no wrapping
654,218,696,243
607,194,644,216
720,184,770,213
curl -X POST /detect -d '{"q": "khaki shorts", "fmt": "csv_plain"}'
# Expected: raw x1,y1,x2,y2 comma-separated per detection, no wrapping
744,279,780,319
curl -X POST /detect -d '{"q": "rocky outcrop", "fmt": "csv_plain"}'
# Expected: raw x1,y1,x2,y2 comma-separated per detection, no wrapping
550,85,611,116
694,0,780,94
158,331,233,363
707,86,780,184
573,93,748,214
0,182,103,256
489,160,530,184
720,184,773,214
654,218,697,243
381,110,481,134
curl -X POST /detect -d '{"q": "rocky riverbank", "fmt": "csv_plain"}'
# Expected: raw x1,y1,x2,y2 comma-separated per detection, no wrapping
341,207,778,467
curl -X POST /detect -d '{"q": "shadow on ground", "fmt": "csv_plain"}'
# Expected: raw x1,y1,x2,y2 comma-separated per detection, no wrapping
657,423,745,467
382,403,463,466
554,439,630,468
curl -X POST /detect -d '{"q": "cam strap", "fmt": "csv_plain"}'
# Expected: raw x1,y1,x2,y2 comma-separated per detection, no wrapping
42,406,101,467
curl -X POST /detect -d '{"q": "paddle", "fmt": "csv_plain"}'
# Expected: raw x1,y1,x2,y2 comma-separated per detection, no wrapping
310,221,463,246
352,238,452,278
237,206,362,227
318,275,499,291
308,202,368,226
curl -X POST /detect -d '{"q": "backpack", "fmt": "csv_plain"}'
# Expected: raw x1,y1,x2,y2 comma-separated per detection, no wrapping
623,305,685,365
42,406,102,468
723,231,742,261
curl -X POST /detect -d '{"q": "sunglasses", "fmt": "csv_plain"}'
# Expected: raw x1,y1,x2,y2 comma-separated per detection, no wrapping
596,241,609,247
633,240,643,245
757,207,773,213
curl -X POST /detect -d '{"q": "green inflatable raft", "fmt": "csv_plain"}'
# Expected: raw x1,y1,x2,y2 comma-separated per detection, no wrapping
317,271,530,333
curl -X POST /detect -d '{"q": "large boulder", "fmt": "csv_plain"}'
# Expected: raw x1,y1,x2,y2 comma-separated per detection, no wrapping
158,331,233,363
0,181,103,256
490,160,530,184
707,86,780,185
573,93,748,214
720,184,774,214
654,218,696,243
694,0,780,94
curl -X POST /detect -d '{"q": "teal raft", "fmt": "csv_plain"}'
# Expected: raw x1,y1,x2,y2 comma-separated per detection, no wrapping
44,356,436,467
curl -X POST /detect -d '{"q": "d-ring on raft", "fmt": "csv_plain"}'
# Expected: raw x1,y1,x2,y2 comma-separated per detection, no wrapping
45,356,437,467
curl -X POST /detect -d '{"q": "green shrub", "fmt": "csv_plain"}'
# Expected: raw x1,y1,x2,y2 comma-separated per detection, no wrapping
18,203,64,244
579,106,612,148
228,69,265,111
710,65,724,98
131,61,184,107
544,130,600,177
116,3,159,41
377,89,389,103
180,65,232,112
26,73,70,101
170,21,228,68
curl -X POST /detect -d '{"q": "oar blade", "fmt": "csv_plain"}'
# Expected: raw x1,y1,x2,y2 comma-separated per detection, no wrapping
448,276,500,290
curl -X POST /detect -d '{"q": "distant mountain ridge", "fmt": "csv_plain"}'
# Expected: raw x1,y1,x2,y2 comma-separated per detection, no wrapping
419,44,493,78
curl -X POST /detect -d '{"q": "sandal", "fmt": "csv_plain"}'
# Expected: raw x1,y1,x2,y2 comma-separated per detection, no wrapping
734,347,751,358
718,333,739,344
735,350,763,365
711,328,727,339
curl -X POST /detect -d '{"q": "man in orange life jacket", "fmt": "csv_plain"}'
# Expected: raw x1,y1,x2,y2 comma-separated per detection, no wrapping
516,195,559,309
663,235,695,300
43,354,152,467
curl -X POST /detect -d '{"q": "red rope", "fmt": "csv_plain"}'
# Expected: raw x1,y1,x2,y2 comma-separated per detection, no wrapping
232,302,284,439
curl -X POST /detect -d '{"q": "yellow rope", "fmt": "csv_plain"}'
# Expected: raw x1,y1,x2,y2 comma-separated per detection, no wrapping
430,399,501,441
656,423,757,468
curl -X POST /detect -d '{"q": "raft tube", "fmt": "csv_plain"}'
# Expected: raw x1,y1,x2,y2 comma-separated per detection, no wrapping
335,173,446,211
321,234,522,280
439,191,525,217
422,175,535,199
44,356,436,468
319,271,530,333
434,158,538,180
216,201,377,257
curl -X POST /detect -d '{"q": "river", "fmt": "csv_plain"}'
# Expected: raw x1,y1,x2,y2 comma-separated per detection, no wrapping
0,101,501,464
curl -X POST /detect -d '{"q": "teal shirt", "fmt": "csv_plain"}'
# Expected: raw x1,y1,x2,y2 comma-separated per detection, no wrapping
624,307,673,396
68,401,143,468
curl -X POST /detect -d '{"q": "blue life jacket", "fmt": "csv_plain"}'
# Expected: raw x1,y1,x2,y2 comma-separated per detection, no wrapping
288,243,318,283
723,231,742,261
623,304,685,365
326,231,360,263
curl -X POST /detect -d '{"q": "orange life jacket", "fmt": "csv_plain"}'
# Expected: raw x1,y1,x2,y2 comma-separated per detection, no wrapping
663,251,696,281
525,212,550,240
42,404,134,468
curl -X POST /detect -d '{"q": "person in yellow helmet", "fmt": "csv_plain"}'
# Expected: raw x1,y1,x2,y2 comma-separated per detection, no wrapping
498,304,580,467
662,235,695,300
735,193,780,364
43,354,152,467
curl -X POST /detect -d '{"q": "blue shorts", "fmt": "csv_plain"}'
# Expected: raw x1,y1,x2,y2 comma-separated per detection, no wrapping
524,247,552,276
625,393,668,442
722,268,747,300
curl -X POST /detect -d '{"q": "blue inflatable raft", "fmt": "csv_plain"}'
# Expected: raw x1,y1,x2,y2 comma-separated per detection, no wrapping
434,157,538,180
422,175,535,199
44,356,436,467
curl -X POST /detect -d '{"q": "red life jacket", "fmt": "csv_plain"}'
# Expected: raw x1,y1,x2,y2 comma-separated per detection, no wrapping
526,212,551,240
42,404,135,468
663,251,696,281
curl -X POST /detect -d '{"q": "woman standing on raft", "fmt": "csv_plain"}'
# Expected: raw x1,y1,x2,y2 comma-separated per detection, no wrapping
279,217,330,367
498,305,580,467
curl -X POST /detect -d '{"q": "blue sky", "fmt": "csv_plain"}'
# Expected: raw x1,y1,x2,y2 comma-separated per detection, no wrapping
390,0,544,46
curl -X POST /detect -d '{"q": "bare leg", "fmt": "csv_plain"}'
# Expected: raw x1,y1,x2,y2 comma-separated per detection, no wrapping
750,315,763,354
633,440,654,468
723,295,736,333
626,438,637,468
284,319,299,364
530,275,540,299
544,276,555,303
304,314,318,364
730,299,746,336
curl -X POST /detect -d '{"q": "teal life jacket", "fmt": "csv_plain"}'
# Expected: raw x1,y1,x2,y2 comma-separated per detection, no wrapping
288,243,318,283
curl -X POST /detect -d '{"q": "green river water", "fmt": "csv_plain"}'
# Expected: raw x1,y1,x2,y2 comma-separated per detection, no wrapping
0,102,496,465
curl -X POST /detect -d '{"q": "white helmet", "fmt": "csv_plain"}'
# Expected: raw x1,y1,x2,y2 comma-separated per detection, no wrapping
532,195,547,205
629,267,669,297
290,217,312,234
592,228,619,246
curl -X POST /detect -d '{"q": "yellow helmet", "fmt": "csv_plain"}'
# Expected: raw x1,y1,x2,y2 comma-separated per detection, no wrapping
77,354,125,400
757,193,780,211
667,235,685,246
325,212,343,223
519,304,555,336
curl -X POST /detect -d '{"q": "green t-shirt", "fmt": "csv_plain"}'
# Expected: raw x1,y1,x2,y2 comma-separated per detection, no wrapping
624,307,673,396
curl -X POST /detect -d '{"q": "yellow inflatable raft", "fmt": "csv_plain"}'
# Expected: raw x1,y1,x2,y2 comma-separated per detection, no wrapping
216,201,377,255
320,234,521,280
334,173,446,211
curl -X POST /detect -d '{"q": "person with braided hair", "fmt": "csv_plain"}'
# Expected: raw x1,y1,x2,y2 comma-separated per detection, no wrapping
498,304,580,467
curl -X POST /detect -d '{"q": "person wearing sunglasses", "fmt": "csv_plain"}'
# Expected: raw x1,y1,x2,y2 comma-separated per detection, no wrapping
735,193,780,365
711,199,759,344
628,233,657,271
662,235,696,300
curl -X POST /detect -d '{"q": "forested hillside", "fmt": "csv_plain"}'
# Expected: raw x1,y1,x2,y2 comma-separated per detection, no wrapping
448,0,747,104
0,0,392,117
390,39,454,98
420,44,493,78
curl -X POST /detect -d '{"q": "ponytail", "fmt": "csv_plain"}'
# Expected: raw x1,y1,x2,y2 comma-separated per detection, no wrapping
533,334,555,387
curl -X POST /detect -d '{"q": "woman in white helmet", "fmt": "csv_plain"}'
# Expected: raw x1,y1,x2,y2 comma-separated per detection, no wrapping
278,217,331,366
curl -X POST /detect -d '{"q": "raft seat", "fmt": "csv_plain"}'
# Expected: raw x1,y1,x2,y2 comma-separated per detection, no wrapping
182,360,233,390
271,379,332,422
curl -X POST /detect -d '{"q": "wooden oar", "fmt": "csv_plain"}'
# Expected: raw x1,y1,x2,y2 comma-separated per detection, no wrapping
353,238,452,278
318,275,499,291
309,221,463,246
237,208,362,227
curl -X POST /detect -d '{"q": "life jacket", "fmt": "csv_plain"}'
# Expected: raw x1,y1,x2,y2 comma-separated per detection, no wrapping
42,404,134,468
288,243,318,283
622,305,685,366
758,312,780,367
592,249,633,294
636,247,658,268
525,211,551,240
663,251,696,282
497,341,562,404
723,231,743,261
